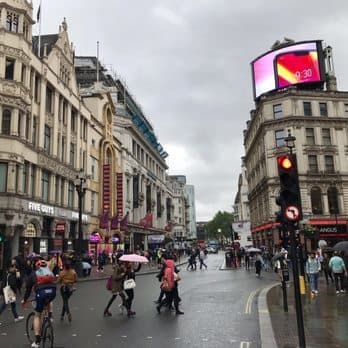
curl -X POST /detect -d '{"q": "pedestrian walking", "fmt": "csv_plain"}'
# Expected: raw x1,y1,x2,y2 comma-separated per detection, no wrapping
122,262,141,317
156,259,183,315
255,253,264,277
322,253,334,285
245,252,250,270
103,261,127,317
0,263,24,324
306,252,321,294
199,248,208,270
97,252,105,272
329,251,347,294
57,261,77,322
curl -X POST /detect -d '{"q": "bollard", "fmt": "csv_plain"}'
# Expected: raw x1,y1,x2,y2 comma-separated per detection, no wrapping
299,275,306,295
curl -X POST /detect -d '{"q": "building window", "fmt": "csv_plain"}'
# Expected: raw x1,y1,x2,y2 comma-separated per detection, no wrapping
275,129,285,147
6,12,19,32
133,175,139,209
34,74,40,102
15,164,20,193
328,186,339,214
319,102,328,117
305,128,315,145
60,179,65,206
91,192,96,214
83,120,87,140
21,64,26,84
310,187,323,214
71,108,77,132
25,113,30,140
0,163,8,192
45,86,54,114
23,162,29,194
44,125,51,152
308,155,318,173
322,128,331,145
324,155,335,173
31,165,36,197
132,140,136,156
55,176,60,204
2,109,11,135
62,137,66,162
92,139,95,148
5,58,15,80
41,170,50,202
32,117,37,146
344,104,348,117
273,104,283,119
68,181,74,208
91,157,98,180
17,112,22,136
70,143,75,167
157,191,162,218
303,102,312,116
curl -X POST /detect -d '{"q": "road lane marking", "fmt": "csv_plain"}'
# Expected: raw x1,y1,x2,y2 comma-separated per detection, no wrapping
72,334,77,337
147,336,152,339
245,289,257,314
121,335,127,338
96,334,102,337
240,342,251,348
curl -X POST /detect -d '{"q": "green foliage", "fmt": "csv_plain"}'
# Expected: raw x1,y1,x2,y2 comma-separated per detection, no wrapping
205,211,234,239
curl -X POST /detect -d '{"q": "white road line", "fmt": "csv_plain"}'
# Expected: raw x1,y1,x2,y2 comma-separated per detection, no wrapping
202,338,208,341
174,337,181,340
240,342,251,348
147,336,152,339
121,335,127,338
96,334,102,337
72,334,77,337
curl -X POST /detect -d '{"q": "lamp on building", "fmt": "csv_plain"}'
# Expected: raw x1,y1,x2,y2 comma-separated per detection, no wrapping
74,169,87,256
284,129,296,154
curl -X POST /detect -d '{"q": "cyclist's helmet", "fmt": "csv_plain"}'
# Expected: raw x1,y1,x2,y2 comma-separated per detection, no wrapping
35,259,48,268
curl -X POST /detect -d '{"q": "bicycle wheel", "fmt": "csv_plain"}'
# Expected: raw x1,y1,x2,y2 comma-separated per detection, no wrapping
42,320,54,348
25,312,35,343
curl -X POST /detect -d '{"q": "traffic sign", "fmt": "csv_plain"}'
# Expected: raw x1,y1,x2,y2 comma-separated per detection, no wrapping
285,206,300,221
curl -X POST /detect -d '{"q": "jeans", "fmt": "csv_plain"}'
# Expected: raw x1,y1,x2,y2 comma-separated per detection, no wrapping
60,286,73,317
309,272,319,291
333,272,345,291
0,299,19,319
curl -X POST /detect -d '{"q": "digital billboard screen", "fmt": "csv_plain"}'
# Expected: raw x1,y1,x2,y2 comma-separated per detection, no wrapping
251,41,325,100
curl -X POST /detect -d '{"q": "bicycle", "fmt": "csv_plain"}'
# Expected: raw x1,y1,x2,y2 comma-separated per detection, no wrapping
25,299,54,348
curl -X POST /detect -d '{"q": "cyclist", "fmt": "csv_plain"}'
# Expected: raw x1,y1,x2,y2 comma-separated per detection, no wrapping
22,259,57,348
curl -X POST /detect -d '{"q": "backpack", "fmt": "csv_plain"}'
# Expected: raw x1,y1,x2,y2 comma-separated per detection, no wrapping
106,276,112,291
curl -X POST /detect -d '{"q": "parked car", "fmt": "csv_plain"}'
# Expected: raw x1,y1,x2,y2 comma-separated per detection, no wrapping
207,246,218,254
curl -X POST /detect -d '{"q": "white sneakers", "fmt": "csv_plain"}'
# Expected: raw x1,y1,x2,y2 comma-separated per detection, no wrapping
31,342,40,348
14,316,24,322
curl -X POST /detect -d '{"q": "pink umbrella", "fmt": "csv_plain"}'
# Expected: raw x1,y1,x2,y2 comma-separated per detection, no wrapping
119,254,149,263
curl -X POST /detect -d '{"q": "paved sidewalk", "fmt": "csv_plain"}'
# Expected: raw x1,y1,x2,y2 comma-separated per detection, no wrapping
267,278,348,348
78,259,187,282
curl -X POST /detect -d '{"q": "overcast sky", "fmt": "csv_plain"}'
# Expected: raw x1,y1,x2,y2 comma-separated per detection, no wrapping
36,0,348,221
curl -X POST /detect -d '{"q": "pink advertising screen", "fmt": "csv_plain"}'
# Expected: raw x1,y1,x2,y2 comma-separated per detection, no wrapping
251,41,325,99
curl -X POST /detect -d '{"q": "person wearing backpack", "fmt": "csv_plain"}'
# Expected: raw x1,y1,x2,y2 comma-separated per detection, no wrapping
0,263,24,324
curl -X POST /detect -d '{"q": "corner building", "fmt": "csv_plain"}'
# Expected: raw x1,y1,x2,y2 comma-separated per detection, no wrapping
244,44,348,250
0,1,92,267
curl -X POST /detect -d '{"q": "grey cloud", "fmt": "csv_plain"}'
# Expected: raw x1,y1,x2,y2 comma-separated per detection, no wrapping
41,0,348,220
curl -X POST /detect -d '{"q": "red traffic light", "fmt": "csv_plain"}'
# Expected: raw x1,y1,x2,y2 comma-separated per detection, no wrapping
277,155,293,170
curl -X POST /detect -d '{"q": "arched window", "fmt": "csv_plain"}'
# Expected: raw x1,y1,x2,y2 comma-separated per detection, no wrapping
311,187,323,214
12,15,18,32
6,13,12,31
105,148,112,165
2,109,11,135
328,186,339,214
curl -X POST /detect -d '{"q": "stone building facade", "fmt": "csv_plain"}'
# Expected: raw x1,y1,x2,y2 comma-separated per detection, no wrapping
244,80,348,250
0,1,93,267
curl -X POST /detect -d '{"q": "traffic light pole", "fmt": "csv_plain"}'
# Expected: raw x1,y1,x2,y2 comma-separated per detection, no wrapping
289,221,306,348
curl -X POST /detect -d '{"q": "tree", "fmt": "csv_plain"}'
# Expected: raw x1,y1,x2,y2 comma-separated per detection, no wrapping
205,211,234,239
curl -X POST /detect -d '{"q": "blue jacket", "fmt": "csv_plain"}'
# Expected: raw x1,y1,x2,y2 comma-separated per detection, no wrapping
306,257,320,274
329,256,346,273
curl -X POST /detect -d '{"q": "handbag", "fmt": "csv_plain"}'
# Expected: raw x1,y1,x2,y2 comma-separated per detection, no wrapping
160,279,172,292
3,274,16,304
123,278,136,290
106,276,112,291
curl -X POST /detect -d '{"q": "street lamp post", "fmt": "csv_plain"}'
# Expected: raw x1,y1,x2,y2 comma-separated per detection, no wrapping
74,169,87,257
